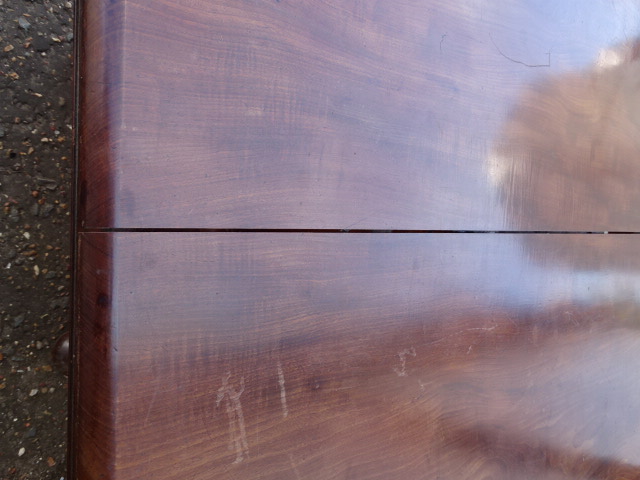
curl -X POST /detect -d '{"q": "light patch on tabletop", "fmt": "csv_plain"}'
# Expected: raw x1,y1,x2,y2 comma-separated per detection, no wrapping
216,372,249,464
277,361,289,418
394,347,416,377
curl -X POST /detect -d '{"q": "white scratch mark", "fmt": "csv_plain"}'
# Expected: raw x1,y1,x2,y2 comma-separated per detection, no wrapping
465,325,497,332
426,324,499,347
467,345,473,355
276,362,289,418
288,453,302,480
216,372,249,464
143,383,161,427
394,347,416,377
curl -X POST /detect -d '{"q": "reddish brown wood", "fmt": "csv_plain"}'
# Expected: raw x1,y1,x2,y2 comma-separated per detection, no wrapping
77,0,640,230
74,0,640,479
74,232,640,480
72,233,114,479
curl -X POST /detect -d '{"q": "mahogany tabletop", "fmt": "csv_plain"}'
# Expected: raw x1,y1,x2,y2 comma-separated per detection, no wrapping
73,0,640,479
78,0,640,232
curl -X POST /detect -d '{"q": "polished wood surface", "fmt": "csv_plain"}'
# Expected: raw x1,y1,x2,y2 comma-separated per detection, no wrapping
78,0,640,230
74,0,640,479
74,232,640,480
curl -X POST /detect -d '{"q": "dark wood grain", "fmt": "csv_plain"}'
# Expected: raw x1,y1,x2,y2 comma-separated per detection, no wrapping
73,232,640,479
74,1,640,479
77,0,640,230
72,233,114,480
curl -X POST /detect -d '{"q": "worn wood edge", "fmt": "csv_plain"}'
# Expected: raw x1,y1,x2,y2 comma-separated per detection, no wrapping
77,0,126,229
71,233,116,480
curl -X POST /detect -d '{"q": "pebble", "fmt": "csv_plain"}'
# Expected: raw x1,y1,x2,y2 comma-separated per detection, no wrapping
13,314,25,328
33,36,51,52
18,17,31,31
50,297,69,310
9,207,20,223
41,203,55,217
29,388,38,396
18,447,25,457
36,176,57,186
0,127,5,138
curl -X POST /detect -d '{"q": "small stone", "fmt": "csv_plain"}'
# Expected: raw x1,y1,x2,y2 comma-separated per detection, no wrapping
36,177,57,189
47,456,56,467
65,32,73,42
33,37,51,52
25,427,37,438
18,447,25,457
13,314,25,328
50,297,69,310
29,388,38,396
41,203,55,217
35,341,43,350
8,206,20,223
0,127,5,138
18,17,31,30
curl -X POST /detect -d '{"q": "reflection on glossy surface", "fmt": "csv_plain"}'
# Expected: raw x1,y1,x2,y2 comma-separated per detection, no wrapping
489,35,640,269
79,0,640,229
74,233,640,479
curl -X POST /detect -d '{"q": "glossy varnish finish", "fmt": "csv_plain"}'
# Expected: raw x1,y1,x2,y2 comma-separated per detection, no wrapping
77,0,640,230
74,0,640,479
74,233,640,479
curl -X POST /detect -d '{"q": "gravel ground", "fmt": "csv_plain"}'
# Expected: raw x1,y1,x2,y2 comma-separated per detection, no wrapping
0,0,74,479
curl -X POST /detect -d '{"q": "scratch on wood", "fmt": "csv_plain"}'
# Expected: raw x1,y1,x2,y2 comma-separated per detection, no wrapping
216,372,249,463
143,383,161,427
394,347,416,377
489,33,551,68
277,361,289,418
288,453,302,480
